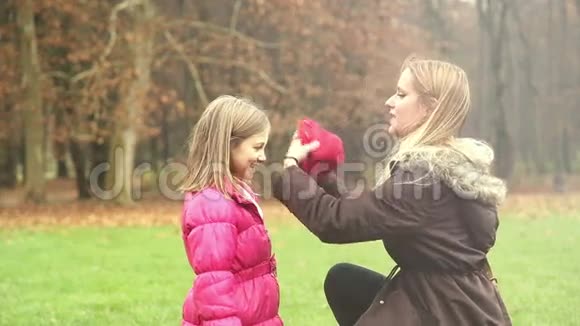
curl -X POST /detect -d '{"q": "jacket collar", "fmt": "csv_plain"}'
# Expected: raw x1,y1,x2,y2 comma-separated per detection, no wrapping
394,140,507,206
184,179,259,205
223,178,259,205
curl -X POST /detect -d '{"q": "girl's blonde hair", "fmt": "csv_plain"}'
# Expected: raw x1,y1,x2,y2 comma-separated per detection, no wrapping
379,56,495,183
179,95,270,195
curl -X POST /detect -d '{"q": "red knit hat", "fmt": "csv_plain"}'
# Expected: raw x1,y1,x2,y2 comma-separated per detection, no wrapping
297,119,345,176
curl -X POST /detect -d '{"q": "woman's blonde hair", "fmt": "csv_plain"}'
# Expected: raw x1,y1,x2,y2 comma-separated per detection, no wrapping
179,95,270,195
379,56,495,183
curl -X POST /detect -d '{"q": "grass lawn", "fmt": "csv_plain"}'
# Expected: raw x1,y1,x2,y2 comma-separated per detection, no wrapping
1,213,580,325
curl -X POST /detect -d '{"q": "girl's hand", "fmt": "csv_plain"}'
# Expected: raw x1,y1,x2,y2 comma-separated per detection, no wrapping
285,132,320,165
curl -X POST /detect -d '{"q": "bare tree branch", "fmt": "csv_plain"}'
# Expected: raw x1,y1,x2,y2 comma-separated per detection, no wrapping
194,56,288,94
42,70,70,81
166,20,281,49
230,0,242,32
164,31,209,107
155,50,289,95
71,0,143,84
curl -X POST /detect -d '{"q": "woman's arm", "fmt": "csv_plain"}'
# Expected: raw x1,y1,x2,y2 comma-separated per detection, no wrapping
272,165,424,244
316,170,343,198
284,148,344,198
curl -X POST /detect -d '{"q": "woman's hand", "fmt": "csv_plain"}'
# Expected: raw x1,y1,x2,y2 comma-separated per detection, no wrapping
284,132,320,168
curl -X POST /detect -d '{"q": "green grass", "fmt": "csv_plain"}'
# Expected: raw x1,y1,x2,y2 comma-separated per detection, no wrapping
1,216,580,325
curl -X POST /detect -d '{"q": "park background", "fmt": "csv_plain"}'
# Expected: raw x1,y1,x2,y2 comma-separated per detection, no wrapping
1,0,579,325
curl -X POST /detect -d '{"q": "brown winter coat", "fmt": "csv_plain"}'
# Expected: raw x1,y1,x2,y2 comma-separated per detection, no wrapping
272,152,512,326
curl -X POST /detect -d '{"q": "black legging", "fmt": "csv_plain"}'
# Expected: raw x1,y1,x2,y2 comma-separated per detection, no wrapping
324,263,387,326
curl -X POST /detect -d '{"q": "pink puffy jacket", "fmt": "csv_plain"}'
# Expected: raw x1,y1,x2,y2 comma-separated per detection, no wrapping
181,183,283,326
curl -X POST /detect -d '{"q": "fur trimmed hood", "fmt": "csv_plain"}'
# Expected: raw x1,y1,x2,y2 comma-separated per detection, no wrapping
394,138,507,206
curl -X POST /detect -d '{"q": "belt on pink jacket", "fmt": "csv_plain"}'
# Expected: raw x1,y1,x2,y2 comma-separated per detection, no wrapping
234,255,277,282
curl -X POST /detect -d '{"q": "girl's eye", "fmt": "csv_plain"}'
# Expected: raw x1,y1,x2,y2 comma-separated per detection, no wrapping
397,93,406,98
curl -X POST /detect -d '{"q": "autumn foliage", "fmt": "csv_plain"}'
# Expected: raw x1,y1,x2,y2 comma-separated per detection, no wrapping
0,0,579,205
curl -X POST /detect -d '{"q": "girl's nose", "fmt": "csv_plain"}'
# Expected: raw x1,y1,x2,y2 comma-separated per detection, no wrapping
258,152,267,163
385,95,395,109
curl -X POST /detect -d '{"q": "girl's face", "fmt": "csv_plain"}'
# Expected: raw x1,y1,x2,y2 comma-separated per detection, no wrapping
384,68,429,138
230,128,269,181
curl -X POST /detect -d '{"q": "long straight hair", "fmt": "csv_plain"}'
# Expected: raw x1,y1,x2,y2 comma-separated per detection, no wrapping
378,56,495,184
179,95,270,196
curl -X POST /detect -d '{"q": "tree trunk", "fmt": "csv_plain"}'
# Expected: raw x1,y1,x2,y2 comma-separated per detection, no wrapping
547,0,563,175
0,144,17,188
69,139,91,199
492,3,514,180
576,0,580,174
161,106,170,164
106,0,155,205
0,0,16,188
476,0,490,141
0,103,17,188
0,137,17,188
477,0,514,179
510,0,544,173
57,160,68,178
53,92,69,178
422,0,451,56
54,107,69,179
89,141,109,193
17,0,46,203
557,0,572,174
562,127,573,174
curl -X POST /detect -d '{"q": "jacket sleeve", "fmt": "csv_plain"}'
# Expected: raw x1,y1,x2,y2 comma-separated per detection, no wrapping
184,200,242,326
315,170,343,198
272,165,425,244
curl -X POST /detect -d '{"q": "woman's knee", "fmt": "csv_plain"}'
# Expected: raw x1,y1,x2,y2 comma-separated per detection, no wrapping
324,263,357,293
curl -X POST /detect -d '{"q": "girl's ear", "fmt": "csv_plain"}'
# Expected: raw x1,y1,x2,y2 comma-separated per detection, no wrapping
230,137,241,148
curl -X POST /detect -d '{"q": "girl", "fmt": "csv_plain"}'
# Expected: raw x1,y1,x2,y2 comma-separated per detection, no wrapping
179,95,283,326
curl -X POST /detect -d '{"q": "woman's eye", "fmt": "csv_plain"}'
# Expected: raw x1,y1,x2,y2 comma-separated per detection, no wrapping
397,93,406,98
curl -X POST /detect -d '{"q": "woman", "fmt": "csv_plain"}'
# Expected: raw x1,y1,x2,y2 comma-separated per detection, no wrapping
272,57,512,325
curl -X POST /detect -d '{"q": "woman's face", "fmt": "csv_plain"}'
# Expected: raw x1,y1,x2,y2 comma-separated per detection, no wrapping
385,68,429,138
230,128,269,181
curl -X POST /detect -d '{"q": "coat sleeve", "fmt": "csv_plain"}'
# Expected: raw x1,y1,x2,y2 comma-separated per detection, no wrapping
272,165,425,244
315,170,344,198
184,200,242,326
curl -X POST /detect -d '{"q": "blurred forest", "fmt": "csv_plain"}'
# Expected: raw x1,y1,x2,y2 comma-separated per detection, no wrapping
0,0,579,205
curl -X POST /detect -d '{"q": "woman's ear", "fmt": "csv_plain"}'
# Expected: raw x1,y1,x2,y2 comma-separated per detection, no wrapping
420,95,437,113
419,96,437,121
418,103,431,122
411,103,432,132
